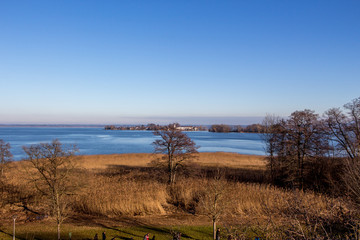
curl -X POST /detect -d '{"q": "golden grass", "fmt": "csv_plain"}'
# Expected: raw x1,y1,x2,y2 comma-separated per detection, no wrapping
73,175,169,216
75,153,156,169
75,152,266,170
228,183,333,217
196,152,266,169
169,178,341,220
1,152,354,239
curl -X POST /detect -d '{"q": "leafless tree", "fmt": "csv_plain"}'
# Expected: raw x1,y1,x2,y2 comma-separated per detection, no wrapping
325,97,360,203
23,139,78,240
0,139,13,177
286,110,329,189
262,114,282,183
262,110,330,189
153,123,198,186
325,97,360,161
197,170,229,240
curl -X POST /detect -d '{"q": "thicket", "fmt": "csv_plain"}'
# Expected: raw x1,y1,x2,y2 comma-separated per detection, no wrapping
262,97,360,199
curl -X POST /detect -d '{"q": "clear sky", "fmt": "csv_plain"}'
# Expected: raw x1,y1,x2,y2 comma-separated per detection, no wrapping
1,1,359,125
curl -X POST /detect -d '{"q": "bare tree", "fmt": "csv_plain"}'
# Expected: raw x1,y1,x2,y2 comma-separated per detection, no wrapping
197,170,229,240
0,139,13,177
325,97,360,203
286,110,329,189
325,97,360,160
153,123,198,186
23,139,78,240
262,110,330,189
262,114,282,183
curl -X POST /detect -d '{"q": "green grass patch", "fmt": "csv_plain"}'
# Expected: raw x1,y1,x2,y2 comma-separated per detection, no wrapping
0,224,214,240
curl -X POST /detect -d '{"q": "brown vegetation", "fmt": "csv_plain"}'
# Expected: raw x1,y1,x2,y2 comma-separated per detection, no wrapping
73,152,265,170
1,152,359,239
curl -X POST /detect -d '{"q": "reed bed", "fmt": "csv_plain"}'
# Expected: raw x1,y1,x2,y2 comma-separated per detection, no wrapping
72,174,169,216
196,152,266,169
1,154,347,221
75,152,266,170
1,153,357,239
168,178,343,219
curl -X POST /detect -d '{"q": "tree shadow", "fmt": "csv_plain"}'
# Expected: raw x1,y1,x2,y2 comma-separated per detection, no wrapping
0,229,13,239
103,163,268,185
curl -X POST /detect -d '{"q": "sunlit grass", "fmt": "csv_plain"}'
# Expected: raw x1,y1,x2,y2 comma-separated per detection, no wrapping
1,152,354,239
74,152,266,170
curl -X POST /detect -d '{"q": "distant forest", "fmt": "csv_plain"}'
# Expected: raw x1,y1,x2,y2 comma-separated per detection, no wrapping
208,124,264,133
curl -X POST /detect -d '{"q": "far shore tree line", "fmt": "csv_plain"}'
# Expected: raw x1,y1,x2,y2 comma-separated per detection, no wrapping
105,123,264,133
104,123,207,131
208,124,264,133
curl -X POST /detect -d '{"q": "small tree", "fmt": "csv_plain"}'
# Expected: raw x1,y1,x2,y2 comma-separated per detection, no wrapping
23,139,78,240
325,97,360,203
262,114,282,183
325,97,360,161
0,139,13,177
198,170,229,240
152,123,198,186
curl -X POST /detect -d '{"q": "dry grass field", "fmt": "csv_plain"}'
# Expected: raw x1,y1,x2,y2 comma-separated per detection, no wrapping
0,152,358,239
75,152,266,170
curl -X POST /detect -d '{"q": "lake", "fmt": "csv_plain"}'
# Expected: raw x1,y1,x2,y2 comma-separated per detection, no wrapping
0,127,266,160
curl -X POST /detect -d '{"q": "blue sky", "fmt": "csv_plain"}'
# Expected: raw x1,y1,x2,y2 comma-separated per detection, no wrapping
1,1,359,125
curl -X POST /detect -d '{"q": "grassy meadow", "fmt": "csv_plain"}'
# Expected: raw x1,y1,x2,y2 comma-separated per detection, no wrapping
0,153,358,239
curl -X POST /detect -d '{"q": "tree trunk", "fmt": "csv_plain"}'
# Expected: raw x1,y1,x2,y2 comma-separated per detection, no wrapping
168,166,172,185
169,157,177,186
56,192,61,240
168,154,173,185
57,222,61,240
213,219,216,240
269,152,274,183
172,167,177,186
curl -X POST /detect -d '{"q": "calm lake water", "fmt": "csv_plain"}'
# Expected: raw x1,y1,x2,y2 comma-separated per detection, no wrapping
0,127,266,160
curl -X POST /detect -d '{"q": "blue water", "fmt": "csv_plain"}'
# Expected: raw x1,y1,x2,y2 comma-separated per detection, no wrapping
0,127,266,160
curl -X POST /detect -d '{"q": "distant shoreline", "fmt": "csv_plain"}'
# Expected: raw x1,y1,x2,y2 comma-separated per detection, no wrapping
0,124,264,134
0,124,105,128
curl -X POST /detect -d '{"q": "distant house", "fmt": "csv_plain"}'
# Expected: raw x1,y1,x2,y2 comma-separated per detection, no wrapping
176,126,198,131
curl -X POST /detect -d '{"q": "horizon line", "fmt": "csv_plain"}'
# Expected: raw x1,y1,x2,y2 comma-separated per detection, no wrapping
0,122,261,127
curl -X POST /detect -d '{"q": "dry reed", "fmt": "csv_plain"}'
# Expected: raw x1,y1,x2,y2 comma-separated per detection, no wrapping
72,174,169,216
74,152,266,170
0,152,355,239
